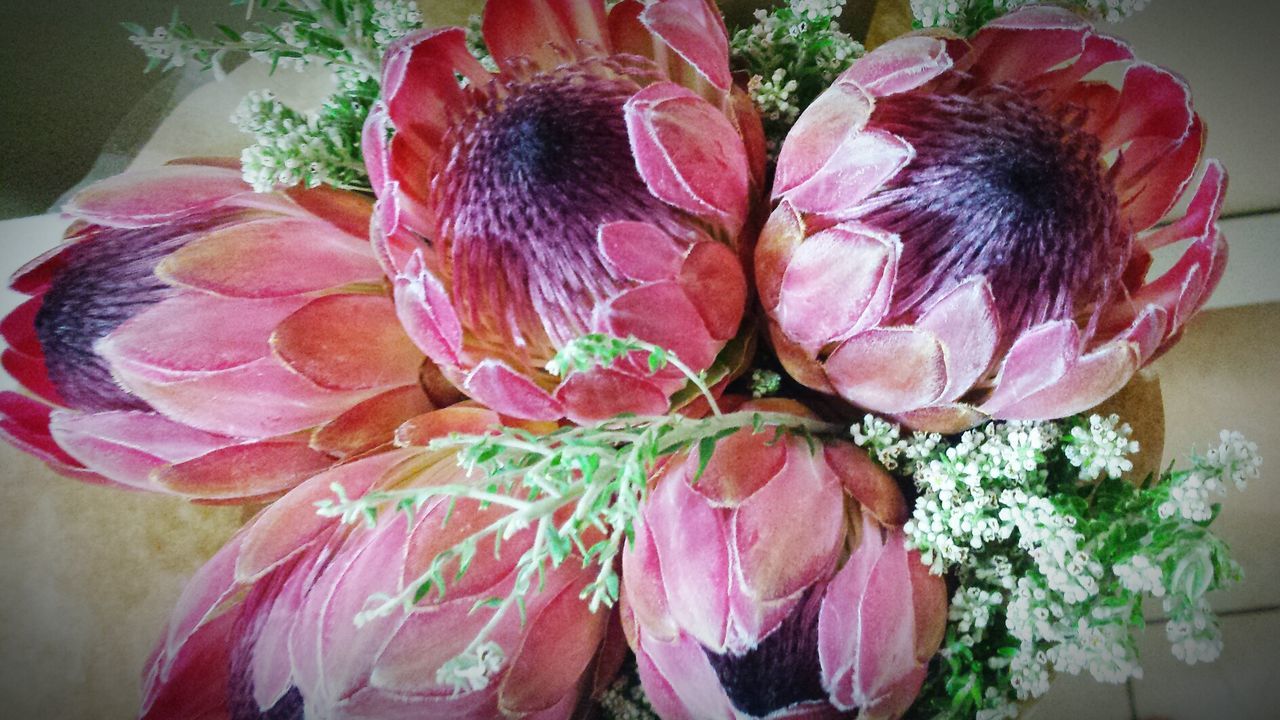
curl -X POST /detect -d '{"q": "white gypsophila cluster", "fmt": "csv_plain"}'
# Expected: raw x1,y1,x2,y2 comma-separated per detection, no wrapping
912,0,1150,31
791,0,847,19
1165,596,1223,664
234,90,366,192
747,69,802,123
243,22,312,72
950,586,1003,645
1063,413,1138,481
999,489,1101,604
370,0,422,47
1046,619,1141,683
1114,554,1164,596
1158,431,1260,522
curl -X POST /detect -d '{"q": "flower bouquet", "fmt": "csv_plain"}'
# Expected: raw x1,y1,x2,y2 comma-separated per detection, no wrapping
0,1,1264,718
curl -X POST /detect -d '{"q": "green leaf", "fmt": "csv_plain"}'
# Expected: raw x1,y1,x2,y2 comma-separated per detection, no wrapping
693,436,717,484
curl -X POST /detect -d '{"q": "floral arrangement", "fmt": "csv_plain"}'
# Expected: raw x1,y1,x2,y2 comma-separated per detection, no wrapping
0,1,1263,718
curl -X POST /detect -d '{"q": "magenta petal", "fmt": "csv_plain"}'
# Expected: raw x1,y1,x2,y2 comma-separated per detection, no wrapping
967,6,1090,85
625,82,750,230
0,392,90,473
597,220,686,281
825,328,948,414
776,225,898,347
1140,159,1227,253
981,320,1080,414
783,129,914,217
914,277,1000,401
774,79,874,197
382,27,486,148
640,0,732,90
841,36,953,97
464,359,564,420
483,0,609,72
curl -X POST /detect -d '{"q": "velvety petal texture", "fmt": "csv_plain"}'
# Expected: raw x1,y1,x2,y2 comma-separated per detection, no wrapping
620,400,946,719
141,408,618,720
761,6,1226,431
366,0,761,423
0,159,437,499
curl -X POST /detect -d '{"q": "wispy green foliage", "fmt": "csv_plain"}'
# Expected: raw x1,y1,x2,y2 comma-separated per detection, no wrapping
317,334,840,692
854,415,1260,720
127,0,426,191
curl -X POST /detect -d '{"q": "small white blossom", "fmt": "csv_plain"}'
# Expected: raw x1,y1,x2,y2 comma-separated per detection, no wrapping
1115,555,1164,596
1064,414,1138,481
371,0,423,47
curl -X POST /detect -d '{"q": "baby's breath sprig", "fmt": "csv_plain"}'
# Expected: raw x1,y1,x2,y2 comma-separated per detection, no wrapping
910,0,1151,36
860,416,1261,720
128,0,426,192
317,334,841,693
730,0,864,155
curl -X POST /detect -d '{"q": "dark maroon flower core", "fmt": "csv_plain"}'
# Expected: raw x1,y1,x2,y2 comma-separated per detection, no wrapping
430,59,681,358
704,587,827,717
855,85,1126,346
34,223,205,412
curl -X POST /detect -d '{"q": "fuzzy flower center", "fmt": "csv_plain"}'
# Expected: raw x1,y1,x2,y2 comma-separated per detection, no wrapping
856,85,1126,344
431,59,680,360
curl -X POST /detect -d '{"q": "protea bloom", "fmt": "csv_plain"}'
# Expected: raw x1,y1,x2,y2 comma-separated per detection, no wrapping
759,6,1227,432
143,405,621,719
621,399,947,719
365,0,764,423
0,159,444,500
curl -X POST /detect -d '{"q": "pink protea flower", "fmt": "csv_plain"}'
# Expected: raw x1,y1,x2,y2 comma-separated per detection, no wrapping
365,0,764,424
143,406,621,720
758,6,1227,432
621,399,947,719
0,159,446,500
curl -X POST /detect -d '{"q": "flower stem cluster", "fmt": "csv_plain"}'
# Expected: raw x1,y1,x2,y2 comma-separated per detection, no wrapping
852,416,1258,720
910,0,1151,35
128,0,424,192
318,335,840,692
730,0,863,155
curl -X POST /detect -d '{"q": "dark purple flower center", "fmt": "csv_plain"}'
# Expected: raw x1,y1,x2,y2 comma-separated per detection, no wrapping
704,587,828,717
34,222,209,412
431,59,681,358
855,85,1126,346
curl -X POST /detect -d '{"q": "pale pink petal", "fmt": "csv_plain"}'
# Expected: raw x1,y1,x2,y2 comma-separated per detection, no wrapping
967,6,1091,86
754,200,807,313
774,80,874,197
824,328,948,414
823,443,908,526
464,359,564,421
981,320,1081,415
992,340,1140,421
782,129,914,217
283,183,374,240
49,410,233,491
625,82,751,231
157,218,381,298
621,520,678,642
776,225,898,347
914,277,1000,401
634,628,736,720
841,35,953,97
393,251,463,366
66,164,248,228
893,403,989,435
597,220,686,281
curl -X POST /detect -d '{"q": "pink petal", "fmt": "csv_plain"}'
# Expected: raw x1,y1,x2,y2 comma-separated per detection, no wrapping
272,294,422,392
824,443,907,526
733,448,844,605
679,241,747,341
555,367,669,424
152,440,335,501
825,328,948,414
311,385,435,458
893,403,989,434
49,410,233,492
393,251,463,366
283,183,374,241
596,280,718,373
981,320,1081,414
141,610,238,720
483,0,609,71
1116,113,1204,233
841,35,953,97
157,218,381,298
782,129,914,218
914,277,1000,401
2,345,63,407
640,0,732,91
768,321,835,394
776,224,898,347
633,628,736,720
690,426,787,508
161,532,248,677
967,5,1090,86
382,27,487,150
754,200,807,313
394,405,503,447
992,340,1140,421
597,220,686,281
66,164,248,228
98,294,304,379
1141,159,1227,253
621,519,679,643
464,359,564,421
774,80,874,197
625,82,750,231
0,392,87,471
